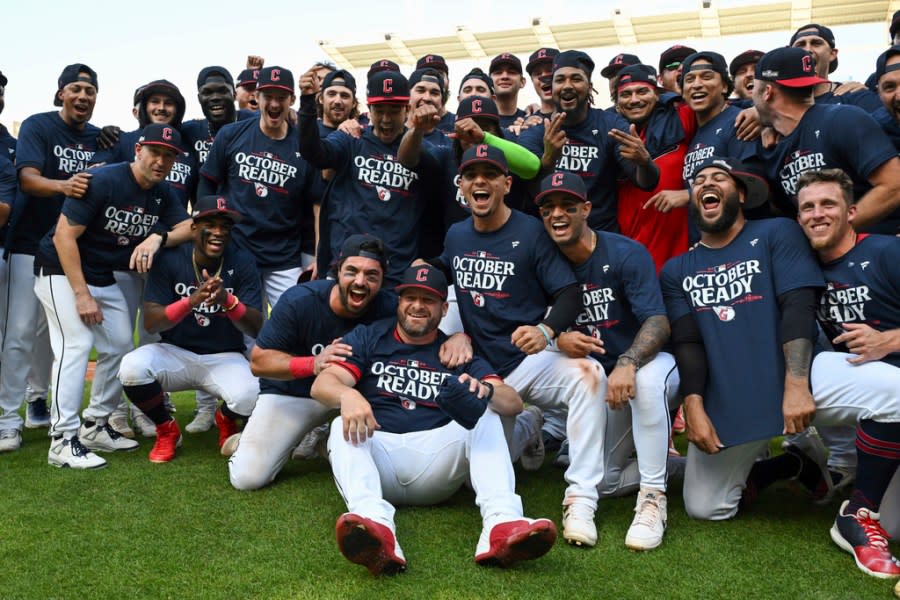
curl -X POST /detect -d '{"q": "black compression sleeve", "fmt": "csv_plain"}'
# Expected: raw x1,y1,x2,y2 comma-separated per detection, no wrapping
542,284,581,335
778,287,818,344
671,314,708,398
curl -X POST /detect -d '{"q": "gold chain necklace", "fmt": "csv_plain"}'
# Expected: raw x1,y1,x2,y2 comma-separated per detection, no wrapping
192,251,223,284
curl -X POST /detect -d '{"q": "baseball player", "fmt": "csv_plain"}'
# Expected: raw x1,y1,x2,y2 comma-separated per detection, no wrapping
729,50,763,101
488,53,527,130
0,70,14,159
537,171,679,551
457,69,495,102
517,50,660,234
525,48,559,122
660,156,871,525
406,68,450,148
0,64,101,451
118,195,263,462
226,235,397,490
0,153,16,450
235,68,260,112
794,168,900,578
311,265,556,575
181,66,240,168
33,123,192,469
429,144,608,548
415,54,454,133
200,66,322,308
657,45,696,95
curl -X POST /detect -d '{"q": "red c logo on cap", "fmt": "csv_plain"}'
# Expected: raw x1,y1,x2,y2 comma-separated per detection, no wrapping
383,79,393,94
162,127,173,141
551,172,565,187
476,144,488,158
271,69,281,82
416,268,429,282
472,99,482,113
253,69,259,78
801,54,813,73
614,54,624,64
217,197,227,210
538,50,547,59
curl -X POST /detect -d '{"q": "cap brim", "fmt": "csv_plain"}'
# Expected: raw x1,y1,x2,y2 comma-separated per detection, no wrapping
775,75,829,87
458,157,508,175
140,140,184,155
526,59,553,74
367,96,410,104
193,208,243,223
256,84,294,93
491,61,522,74
534,188,586,206
394,283,447,299
734,170,770,210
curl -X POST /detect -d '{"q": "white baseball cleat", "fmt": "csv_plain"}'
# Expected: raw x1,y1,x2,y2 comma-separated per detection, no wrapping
48,436,107,469
562,500,597,547
79,420,140,452
220,433,241,458
625,488,668,551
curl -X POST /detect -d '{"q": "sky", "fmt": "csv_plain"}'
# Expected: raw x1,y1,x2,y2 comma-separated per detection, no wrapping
0,0,892,130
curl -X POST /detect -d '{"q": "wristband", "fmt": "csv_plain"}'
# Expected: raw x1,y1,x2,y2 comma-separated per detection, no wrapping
536,323,553,346
288,356,316,379
164,297,192,323
223,293,240,312
225,301,247,321
158,230,168,248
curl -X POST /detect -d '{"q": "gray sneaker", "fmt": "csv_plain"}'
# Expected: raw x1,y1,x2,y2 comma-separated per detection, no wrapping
108,406,135,439
292,424,330,460
79,420,140,452
0,429,22,452
185,408,216,433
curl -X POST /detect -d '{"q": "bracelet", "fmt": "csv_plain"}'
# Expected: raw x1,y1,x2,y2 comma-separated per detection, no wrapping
157,230,168,248
164,297,192,323
288,356,316,379
480,380,495,403
225,301,247,321
536,323,553,346
223,293,240,312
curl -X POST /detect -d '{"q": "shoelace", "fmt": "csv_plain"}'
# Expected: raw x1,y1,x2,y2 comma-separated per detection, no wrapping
103,424,124,440
565,502,594,521
69,437,91,457
633,494,661,527
856,508,890,551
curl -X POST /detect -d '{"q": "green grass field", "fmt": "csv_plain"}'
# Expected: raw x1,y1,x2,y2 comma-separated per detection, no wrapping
1,391,897,600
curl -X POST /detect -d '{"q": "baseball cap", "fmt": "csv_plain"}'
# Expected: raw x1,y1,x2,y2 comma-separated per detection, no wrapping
891,10,900,39
527,48,559,75
367,59,400,78
322,69,357,94
615,65,661,92
552,50,595,79
755,47,828,88
408,68,445,95
256,66,294,94
236,68,260,89
490,53,523,74
458,144,508,175
458,68,495,94
658,45,696,72
680,51,733,95
197,66,234,90
395,264,448,300
729,50,764,77
135,79,187,128
0,71,7,88
693,156,769,210
338,233,387,269
416,54,448,75
534,171,587,206
875,45,900,82
600,53,642,79
54,63,98,106
137,123,184,156
790,24,838,73
455,95,499,123
191,195,243,223
367,71,410,104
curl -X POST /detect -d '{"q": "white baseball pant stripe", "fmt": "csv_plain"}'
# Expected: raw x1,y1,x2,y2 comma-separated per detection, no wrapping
228,393,334,490
0,254,52,431
684,351,900,520
34,273,133,436
117,343,258,416
328,408,523,531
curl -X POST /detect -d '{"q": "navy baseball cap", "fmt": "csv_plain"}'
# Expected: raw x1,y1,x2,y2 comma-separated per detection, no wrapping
456,95,499,122
322,69,357,94
192,195,243,223
367,71,410,104
534,171,587,206
458,68,495,94
875,45,900,82
367,59,400,78
138,123,184,155
236,68,260,89
693,156,769,210
490,53,523,74
54,63,98,106
395,264,448,300
338,233,387,269
416,54,448,74
729,49,764,77
527,48,559,75
136,79,186,128
615,65,661,92
790,24,838,73
256,67,294,94
408,68,445,95
659,45,696,72
681,51,733,95
458,144,508,175
553,50,595,79
600,53,642,79
197,66,234,90
755,47,828,88
891,10,900,39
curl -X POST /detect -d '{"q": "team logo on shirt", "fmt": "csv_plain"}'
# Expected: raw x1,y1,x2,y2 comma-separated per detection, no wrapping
452,251,515,299
779,150,826,196
818,281,870,324
376,185,391,201
103,205,160,239
254,182,269,197
354,154,418,193
235,151,298,192
194,313,211,327
371,358,451,404
556,140,599,173
53,143,95,174
681,260,763,312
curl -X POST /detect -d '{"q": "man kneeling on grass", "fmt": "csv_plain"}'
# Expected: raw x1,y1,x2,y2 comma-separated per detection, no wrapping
311,265,556,575
118,195,263,462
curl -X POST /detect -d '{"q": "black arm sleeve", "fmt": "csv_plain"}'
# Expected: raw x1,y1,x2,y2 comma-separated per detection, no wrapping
671,314,708,398
777,287,818,344
542,284,581,335
298,95,335,169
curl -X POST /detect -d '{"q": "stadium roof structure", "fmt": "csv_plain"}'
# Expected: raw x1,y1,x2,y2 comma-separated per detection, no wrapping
317,0,900,69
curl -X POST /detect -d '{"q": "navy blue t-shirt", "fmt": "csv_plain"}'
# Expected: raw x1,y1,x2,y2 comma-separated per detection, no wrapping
338,318,497,434
436,111,456,134
0,155,15,208
256,280,397,398
8,111,99,255
35,162,188,287
682,105,756,185
815,88,882,113
200,118,320,271
0,124,16,161
817,234,900,369
518,108,653,232
440,210,577,376
143,242,262,355
572,231,666,374
92,128,198,209
499,109,527,131
180,118,216,167
660,219,824,446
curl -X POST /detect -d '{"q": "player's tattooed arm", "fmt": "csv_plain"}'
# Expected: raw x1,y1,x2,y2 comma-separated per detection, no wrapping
619,315,670,369
782,337,816,434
